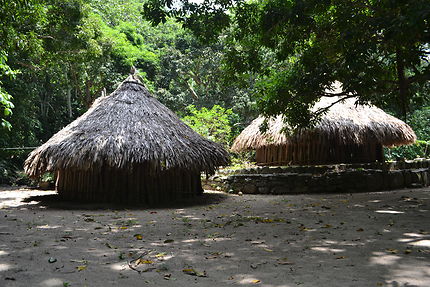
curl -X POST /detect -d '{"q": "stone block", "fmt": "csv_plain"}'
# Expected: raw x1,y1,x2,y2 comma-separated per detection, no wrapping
270,186,289,194
422,170,429,186
387,170,404,190
403,170,412,187
260,167,271,174
364,171,384,192
258,186,270,194
410,169,427,186
242,184,257,194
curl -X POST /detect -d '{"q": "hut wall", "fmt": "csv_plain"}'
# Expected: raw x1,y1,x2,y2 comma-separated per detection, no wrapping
56,165,203,204
256,143,385,166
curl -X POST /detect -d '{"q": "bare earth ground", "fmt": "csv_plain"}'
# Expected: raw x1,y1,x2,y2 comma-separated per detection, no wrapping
0,186,429,287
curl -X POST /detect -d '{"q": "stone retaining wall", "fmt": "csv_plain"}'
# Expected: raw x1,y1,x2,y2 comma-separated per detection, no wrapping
202,159,430,194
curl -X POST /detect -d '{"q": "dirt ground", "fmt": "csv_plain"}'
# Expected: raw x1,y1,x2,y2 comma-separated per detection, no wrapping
0,185,429,287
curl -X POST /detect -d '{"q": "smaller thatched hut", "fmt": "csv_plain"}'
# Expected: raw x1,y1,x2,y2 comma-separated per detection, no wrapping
24,75,229,204
231,96,416,165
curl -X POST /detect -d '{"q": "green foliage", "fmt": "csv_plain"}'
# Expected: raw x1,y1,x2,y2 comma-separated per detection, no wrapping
0,84,14,130
2,0,428,181
41,172,54,183
0,0,172,148
182,105,233,147
0,0,42,129
144,0,430,129
99,19,159,67
152,34,257,127
0,149,32,184
0,0,257,179
385,107,430,160
385,140,430,161
89,0,145,26
408,107,430,141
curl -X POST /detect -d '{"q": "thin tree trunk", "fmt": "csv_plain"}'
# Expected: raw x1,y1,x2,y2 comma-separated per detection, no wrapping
85,80,94,108
66,87,72,119
396,48,408,121
64,68,73,119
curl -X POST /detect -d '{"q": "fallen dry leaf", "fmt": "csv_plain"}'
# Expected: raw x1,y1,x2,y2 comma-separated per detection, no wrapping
134,234,143,240
300,227,313,231
155,252,167,258
163,273,171,280
205,251,222,259
261,219,274,223
182,268,207,277
277,258,294,265
105,243,117,249
137,259,153,265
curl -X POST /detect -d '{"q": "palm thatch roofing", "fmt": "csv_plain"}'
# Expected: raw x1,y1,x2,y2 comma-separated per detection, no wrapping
231,96,416,153
25,75,230,177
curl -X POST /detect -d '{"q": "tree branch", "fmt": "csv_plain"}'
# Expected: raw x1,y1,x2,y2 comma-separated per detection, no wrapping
313,94,358,117
16,61,39,70
37,35,55,40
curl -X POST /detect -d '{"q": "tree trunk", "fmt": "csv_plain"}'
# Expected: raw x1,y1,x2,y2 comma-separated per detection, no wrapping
66,87,72,119
85,80,93,108
396,48,408,121
64,69,73,119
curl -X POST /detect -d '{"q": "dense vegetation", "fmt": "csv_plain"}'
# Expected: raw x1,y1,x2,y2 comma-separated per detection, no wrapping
144,0,430,125
0,0,429,183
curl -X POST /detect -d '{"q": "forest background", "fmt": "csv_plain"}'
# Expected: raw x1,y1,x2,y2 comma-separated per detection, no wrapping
0,0,429,184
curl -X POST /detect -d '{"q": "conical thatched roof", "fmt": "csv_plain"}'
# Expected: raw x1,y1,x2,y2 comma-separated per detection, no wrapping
231,96,416,152
25,76,229,177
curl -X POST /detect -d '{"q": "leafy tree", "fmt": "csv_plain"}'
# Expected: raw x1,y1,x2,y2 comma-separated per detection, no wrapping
89,0,146,26
182,105,233,147
0,0,256,155
153,35,256,123
0,52,16,130
409,107,430,141
0,0,46,130
385,106,430,160
143,0,430,129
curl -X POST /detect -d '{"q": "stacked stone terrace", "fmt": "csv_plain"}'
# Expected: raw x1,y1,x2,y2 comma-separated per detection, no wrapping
203,159,430,194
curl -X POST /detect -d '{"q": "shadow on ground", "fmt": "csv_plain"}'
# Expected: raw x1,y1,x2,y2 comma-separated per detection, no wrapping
22,191,228,210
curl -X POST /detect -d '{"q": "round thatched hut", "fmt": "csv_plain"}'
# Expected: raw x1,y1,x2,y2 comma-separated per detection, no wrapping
231,96,416,165
24,75,230,204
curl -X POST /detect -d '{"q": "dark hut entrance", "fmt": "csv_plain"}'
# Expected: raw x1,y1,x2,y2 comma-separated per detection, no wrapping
56,164,203,204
